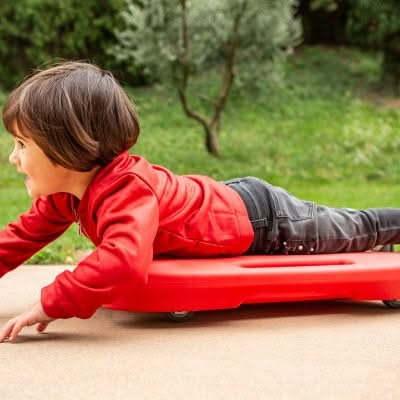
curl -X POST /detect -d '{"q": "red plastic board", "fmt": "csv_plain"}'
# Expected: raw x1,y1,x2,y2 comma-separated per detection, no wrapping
103,252,400,312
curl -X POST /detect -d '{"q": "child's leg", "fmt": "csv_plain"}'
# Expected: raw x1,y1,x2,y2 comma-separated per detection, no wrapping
267,184,400,254
225,177,400,254
311,206,400,253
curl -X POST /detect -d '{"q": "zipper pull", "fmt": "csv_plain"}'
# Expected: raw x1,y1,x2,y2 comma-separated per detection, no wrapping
74,208,82,236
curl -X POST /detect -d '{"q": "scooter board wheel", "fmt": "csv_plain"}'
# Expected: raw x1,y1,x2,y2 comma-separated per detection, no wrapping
382,300,400,309
167,311,194,322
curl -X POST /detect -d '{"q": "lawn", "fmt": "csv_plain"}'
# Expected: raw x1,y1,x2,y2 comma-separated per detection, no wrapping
0,46,399,264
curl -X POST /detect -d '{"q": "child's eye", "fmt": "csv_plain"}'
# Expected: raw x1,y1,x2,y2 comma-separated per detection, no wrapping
16,140,25,149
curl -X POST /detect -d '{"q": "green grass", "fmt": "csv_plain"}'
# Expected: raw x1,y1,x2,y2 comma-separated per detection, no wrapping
0,46,399,264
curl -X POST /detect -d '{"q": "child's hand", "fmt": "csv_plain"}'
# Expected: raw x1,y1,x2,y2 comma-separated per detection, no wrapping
0,301,55,343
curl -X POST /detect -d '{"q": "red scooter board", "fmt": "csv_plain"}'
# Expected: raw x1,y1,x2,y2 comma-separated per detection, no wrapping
104,252,400,314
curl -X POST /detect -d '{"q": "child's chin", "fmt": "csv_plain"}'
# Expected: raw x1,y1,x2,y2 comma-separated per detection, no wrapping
25,181,39,198
26,187,39,198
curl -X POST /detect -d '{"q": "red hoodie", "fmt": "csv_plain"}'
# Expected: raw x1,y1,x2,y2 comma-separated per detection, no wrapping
0,151,254,319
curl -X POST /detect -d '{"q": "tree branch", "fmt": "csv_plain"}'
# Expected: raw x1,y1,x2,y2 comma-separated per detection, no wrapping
177,0,210,131
210,1,247,130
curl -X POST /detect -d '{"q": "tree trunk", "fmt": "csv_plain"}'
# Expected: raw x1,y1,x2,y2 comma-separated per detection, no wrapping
382,32,400,96
297,0,349,45
205,126,221,158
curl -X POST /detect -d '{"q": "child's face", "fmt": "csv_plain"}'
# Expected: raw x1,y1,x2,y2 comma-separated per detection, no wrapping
8,124,71,198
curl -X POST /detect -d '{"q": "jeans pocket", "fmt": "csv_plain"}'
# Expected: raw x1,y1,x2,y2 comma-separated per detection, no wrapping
269,186,315,221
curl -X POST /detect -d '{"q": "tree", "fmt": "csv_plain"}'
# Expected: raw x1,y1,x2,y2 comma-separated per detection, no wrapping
347,0,400,95
112,0,301,157
0,0,136,90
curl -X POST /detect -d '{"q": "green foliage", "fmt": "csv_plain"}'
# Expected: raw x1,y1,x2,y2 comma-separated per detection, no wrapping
112,0,301,88
112,0,301,156
347,0,400,46
124,46,400,184
0,0,133,90
347,0,400,94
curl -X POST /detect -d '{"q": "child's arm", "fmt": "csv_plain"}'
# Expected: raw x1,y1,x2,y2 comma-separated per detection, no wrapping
0,193,74,277
0,194,73,342
39,176,159,319
0,176,158,341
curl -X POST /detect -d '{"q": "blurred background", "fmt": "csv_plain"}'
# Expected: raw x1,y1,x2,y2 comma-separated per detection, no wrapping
0,0,399,263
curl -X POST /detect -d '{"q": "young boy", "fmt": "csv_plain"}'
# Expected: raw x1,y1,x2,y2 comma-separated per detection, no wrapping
0,62,399,342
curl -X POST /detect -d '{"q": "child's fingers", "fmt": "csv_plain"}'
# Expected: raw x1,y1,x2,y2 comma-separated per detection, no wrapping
0,319,16,342
10,321,25,342
0,320,50,342
36,322,49,333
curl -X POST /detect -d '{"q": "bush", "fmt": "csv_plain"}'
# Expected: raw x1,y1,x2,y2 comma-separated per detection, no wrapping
347,0,400,94
0,0,143,90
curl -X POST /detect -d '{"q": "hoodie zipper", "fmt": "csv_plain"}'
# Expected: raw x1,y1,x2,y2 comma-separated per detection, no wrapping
74,208,83,236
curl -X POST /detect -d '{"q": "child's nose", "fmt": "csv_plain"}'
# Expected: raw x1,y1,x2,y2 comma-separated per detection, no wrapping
9,147,18,165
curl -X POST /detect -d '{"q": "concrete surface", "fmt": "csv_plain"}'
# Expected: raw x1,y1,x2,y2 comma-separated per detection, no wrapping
1,265,400,400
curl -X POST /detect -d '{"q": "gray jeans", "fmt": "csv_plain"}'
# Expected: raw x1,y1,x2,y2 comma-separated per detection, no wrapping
225,177,400,255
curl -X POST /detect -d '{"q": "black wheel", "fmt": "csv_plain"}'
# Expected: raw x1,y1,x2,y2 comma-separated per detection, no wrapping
378,244,400,308
383,300,400,309
167,311,194,322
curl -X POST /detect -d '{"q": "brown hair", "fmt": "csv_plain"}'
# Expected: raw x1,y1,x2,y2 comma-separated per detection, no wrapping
2,61,140,171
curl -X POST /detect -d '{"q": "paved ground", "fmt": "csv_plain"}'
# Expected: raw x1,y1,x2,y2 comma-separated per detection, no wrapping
0,265,399,399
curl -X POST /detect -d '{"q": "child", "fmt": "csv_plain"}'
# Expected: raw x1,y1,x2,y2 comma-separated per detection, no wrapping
0,62,399,342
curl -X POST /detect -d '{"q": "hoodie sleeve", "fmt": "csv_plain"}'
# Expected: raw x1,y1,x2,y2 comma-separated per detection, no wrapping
40,175,160,319
0,194,74,277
